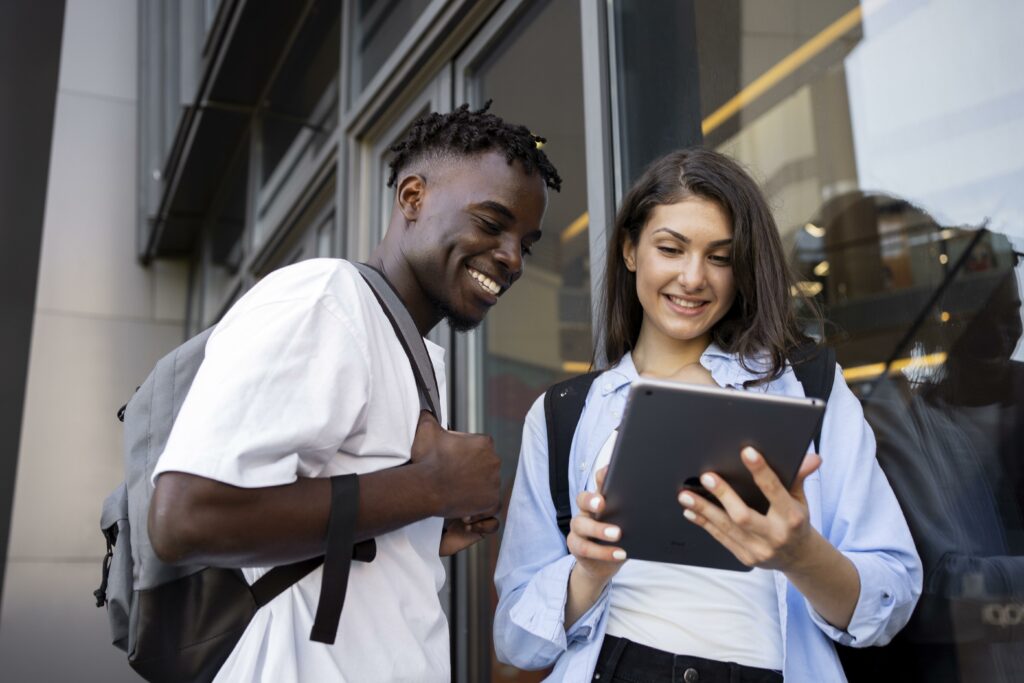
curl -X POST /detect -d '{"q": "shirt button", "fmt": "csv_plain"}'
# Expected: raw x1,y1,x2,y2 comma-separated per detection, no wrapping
579,461,587,471
683,668,699,683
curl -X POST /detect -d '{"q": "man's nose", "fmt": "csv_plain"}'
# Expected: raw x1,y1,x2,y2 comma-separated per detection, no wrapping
493,236,523,281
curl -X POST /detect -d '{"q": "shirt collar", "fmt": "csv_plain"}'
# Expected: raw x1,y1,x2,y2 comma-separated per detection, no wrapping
600,343,771,393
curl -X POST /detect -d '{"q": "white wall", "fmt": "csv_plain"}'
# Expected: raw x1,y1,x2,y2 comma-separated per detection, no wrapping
0,0,188,679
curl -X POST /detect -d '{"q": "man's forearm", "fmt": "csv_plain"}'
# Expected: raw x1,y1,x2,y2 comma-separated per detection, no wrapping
149,464,441,567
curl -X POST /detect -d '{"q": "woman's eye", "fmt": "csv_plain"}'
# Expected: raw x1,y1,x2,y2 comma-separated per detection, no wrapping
657,246,681,256
709,254,732,265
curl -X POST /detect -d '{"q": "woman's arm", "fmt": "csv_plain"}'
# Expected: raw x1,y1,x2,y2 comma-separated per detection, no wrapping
494,397,617,670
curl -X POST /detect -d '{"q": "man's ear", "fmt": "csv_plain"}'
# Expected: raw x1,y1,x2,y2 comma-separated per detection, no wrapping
622,237,637,272
397,174,426,222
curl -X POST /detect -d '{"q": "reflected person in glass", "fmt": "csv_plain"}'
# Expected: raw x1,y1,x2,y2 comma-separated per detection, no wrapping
848,228,1024,683
494,149,922,682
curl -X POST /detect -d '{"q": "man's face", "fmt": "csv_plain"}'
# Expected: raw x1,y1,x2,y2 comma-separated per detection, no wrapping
403,151,548,331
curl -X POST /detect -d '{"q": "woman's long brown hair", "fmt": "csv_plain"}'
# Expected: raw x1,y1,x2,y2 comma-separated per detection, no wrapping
600,148,814,383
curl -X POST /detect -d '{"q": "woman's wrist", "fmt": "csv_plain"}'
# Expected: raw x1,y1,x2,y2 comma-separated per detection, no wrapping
565,562,611,628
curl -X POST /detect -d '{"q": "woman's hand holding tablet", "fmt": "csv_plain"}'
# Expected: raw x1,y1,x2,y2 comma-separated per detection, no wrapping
677,446,822,571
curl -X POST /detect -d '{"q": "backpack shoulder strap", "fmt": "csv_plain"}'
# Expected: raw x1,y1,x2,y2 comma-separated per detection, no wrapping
545,371,601,539
788,341,837,452
352,262,441,420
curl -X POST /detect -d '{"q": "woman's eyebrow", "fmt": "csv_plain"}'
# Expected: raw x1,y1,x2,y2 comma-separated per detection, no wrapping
652,227,732,248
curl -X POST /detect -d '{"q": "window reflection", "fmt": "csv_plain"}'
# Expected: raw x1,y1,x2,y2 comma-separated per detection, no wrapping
469,1,588,680
685,1,1024,679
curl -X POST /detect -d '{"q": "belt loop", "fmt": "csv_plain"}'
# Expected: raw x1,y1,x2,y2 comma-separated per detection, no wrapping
595,635,628,680
729,661,742,683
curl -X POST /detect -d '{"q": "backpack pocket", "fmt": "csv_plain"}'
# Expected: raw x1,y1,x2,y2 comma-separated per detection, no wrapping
98,483,132,652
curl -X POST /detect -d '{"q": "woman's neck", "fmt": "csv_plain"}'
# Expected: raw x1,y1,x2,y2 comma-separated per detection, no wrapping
631,326,712,378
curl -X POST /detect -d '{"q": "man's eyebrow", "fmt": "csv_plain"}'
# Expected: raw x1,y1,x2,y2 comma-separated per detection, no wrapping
653,227,732,248
474,200,516,222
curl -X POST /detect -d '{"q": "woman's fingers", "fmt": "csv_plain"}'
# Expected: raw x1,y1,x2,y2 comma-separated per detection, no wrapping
788,453,822,505
576,488,604,517
567,516,626,561
690,470,768,536
678,485,756,549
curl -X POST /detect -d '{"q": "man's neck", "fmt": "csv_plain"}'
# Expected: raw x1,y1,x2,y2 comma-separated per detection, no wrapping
366,249,439,337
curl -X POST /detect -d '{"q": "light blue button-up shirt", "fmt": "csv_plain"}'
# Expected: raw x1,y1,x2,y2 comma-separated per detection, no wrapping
494,346,922,682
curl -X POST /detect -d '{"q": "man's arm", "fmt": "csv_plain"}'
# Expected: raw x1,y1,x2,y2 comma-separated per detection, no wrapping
149,412,500,567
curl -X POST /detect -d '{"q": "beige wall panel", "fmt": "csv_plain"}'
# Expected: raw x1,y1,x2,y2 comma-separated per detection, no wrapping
7,313,183,560
35,91,150,319
57,0,137,102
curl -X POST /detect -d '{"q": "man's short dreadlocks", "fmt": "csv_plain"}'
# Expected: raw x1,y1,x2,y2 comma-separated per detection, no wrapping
386,102,562,192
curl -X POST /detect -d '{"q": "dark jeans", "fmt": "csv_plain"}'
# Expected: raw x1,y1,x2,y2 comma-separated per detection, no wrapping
594,635,784,683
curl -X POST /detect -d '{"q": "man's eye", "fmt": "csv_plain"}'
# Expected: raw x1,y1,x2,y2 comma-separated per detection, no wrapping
521,244,533,257
479,220,501,235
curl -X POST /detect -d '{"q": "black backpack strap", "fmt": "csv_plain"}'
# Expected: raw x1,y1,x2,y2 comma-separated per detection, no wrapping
545,371,601,539
788,341,837,453
353,262,441,420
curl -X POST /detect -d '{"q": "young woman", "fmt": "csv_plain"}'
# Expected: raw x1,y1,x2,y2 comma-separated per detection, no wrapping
493,149,922,682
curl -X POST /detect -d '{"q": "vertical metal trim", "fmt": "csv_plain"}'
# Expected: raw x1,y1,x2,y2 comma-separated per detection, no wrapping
581,0,616,367
604,0,625,205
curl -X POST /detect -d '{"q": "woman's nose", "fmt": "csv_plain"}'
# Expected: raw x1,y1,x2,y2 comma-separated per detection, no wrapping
676,257,706,291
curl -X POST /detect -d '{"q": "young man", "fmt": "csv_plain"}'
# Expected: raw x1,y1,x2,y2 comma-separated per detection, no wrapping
148,104,561,682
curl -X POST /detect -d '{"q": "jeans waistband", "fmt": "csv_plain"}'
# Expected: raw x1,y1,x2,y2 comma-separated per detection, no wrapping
595,635,784,683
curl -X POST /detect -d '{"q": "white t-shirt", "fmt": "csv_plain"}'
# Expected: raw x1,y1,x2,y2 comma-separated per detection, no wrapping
591,431,783,670
154,259,450,683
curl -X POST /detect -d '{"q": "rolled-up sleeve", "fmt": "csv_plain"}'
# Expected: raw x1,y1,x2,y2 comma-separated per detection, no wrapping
808,368,923,647
494,397,610,670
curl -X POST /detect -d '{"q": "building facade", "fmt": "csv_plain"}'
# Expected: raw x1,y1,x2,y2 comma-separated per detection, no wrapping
2,0,1023,681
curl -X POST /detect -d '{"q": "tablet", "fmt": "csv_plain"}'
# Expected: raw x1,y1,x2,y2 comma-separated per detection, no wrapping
598,377,825,571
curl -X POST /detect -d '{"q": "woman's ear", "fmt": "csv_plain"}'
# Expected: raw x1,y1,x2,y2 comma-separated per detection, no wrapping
397,174,426,222
622,237,637,272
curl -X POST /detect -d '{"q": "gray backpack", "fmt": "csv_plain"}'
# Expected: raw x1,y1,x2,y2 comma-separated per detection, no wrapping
94,262,440,682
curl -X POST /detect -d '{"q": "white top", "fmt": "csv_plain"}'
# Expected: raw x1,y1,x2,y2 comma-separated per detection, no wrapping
590,430,783,670
154,259,450,683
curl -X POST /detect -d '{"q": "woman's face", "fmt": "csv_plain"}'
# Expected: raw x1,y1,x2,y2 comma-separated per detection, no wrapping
623,197,737,349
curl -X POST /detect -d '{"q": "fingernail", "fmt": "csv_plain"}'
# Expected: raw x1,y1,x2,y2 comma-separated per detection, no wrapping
684,509,697,521
612,549,627,561
700,474,717,489
603,526,621,540
462,516,472,523
590,496,601,511
678,492,695,507
742,447,759,463
465,525,472,533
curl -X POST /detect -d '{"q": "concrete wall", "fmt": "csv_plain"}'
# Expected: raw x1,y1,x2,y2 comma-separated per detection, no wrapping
0,0,188,679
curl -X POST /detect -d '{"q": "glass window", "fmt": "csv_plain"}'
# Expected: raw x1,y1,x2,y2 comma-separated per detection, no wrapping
466,1,589,680
677,1,1024,679
260,0,339,190
202,142,248,327
348,0,433,100
255,177,336,277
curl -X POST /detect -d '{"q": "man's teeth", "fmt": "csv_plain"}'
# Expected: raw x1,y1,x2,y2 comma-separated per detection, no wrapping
468,267,501,295
669,295,705,309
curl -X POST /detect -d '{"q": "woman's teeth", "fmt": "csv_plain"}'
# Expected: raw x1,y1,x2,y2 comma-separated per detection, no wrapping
468,267,500,295
668,295,705,309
